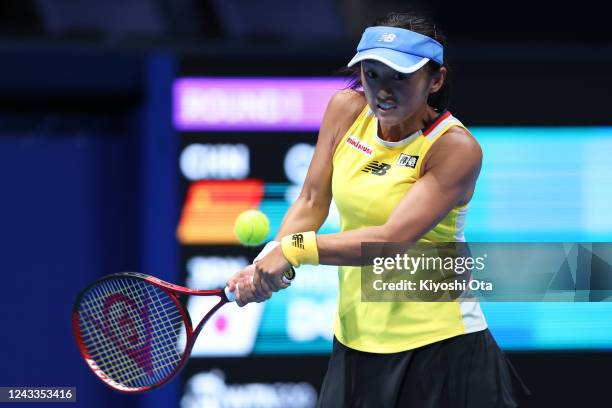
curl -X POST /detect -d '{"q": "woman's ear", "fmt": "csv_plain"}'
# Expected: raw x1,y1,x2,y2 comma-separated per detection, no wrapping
430,66,447,94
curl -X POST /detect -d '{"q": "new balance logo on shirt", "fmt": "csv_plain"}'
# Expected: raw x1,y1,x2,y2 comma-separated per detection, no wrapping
362,161,391,176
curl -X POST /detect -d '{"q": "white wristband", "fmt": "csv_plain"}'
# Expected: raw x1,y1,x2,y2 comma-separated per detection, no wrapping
253,241,280,263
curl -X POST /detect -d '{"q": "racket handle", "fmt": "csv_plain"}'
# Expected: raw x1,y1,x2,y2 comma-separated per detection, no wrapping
282,267,296,284
224,286,236,302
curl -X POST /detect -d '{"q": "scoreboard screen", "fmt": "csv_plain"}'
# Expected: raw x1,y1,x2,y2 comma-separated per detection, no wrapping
174,77,612,357
174,78,344,359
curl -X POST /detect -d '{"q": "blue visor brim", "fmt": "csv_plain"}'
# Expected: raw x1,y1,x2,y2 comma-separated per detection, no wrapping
347,48,430,73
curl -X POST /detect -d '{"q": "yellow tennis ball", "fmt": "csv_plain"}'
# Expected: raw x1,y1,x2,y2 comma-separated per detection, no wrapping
234,209,270,246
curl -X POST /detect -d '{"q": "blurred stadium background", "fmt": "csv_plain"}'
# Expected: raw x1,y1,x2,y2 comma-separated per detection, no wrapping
1,1,611,407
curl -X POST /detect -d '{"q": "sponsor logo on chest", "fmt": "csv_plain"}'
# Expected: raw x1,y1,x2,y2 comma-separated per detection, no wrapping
346,135,373,157
397,153,419,169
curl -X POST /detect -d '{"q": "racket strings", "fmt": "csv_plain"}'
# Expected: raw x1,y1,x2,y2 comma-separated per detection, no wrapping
78,308,182,385
83,278,184,388
78,280,175,388
81,280,167,384
76,277,187,389
102,278,184,386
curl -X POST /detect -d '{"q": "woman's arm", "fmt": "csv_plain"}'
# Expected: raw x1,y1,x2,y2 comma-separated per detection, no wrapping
317,127,482,265
228,89,365,305
254,126,482,292
273,90,366,238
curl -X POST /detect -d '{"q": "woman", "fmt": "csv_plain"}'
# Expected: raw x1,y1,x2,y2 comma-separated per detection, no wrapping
228,11,520,408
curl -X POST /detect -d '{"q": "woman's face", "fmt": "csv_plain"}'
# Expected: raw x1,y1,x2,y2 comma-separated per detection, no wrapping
360,60,443,127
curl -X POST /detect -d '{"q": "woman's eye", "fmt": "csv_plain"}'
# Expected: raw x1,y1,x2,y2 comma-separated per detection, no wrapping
393,73,407,80
365,71,377,79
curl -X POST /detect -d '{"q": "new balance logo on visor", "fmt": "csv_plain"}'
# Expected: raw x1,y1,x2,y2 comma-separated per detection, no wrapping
397,154,419,169
362,161,391,176
378,33,397,43
292,234,304,249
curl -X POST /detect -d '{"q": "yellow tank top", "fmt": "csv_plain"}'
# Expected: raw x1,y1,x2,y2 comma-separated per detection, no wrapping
331,105,487,353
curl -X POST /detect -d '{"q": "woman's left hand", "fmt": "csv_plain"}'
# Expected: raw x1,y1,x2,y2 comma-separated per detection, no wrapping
254,245,292,293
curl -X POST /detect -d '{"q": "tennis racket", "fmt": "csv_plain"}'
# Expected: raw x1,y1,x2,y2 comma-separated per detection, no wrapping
72,270,294,393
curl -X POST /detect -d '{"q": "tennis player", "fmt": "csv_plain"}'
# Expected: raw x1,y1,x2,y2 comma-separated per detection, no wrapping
228,11,522,408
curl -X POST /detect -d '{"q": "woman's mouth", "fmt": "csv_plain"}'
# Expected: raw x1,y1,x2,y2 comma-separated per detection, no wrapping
377,102,397,111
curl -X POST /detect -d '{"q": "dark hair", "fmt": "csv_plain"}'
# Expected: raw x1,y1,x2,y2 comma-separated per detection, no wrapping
343,11,451,111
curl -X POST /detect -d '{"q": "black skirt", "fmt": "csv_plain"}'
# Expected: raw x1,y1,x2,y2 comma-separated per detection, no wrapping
317,329,527,408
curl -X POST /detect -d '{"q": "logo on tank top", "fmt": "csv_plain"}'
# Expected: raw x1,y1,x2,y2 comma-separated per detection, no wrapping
362,161,391,176
397,154,419,169
346,135,373,157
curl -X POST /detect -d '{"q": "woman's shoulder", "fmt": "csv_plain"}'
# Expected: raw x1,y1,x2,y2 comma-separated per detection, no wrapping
327,89,367,125
422,124,482,176
320,89,367,151
438,125,481,155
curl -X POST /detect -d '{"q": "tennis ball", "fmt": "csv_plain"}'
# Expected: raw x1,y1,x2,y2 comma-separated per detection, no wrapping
234,209,270,246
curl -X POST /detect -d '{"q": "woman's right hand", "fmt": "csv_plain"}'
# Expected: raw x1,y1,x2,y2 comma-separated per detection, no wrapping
227,264,274,306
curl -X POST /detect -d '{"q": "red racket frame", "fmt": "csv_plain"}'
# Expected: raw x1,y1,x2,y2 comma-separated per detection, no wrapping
72,272,232,393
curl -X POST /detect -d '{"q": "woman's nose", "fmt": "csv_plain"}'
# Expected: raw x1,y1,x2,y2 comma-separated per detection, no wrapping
377,88,393,99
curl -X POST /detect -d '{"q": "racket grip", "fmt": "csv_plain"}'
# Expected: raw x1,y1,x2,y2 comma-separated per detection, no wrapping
282,267,296,284
224,286,236,302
